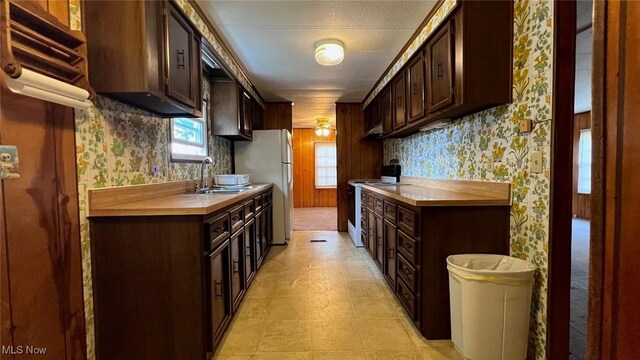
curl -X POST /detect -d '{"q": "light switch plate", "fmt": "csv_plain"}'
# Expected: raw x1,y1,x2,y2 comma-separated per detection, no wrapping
487,157,494,172
531,151,543,173
519,119,532,133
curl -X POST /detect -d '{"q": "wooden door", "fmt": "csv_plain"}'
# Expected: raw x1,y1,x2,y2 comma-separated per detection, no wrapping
165,2,197,107
381,86,393,134
426,20,455,113
230,231,245,310
384,220,397,287
375,214,384,269
393,73,407,130
209,240,231,348
407,52,426,122
0,91,85,359
244,218,256,286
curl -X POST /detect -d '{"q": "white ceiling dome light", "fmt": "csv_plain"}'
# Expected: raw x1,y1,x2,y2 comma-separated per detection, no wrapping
314,39,345,66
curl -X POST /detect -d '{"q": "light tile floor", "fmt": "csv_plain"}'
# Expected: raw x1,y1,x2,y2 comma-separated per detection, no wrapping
214,231,463,360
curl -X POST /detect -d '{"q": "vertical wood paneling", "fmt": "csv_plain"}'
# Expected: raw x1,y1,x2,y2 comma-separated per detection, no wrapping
292,128,337,208
264,103,292,132
336,103,383,232
572,111,591,219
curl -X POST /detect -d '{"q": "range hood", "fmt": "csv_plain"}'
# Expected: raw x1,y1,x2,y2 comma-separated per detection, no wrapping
0,0,94,109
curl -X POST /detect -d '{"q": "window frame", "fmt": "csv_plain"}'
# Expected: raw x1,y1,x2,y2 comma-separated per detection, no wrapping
314,141,337,189
577,128,592,195
170,98,209,163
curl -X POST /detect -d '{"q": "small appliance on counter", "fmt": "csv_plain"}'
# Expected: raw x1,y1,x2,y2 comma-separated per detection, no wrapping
348,163,401,246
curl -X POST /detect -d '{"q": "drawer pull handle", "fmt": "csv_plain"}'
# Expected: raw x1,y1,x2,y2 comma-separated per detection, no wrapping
232,260,240,274
214,281,223,298
389,247,394,260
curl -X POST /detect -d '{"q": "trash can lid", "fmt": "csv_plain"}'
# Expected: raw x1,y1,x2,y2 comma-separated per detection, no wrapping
447,254,536,278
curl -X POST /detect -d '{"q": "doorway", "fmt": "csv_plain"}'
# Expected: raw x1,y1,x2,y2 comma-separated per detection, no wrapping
569,3,593,359
291,128,338,231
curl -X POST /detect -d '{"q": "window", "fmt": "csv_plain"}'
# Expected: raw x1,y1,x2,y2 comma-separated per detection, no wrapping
170,99,208,162
577,129,592,194
315,142,337,188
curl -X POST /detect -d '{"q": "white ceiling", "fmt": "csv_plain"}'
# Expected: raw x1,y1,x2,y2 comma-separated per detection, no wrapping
575,0,593,114
198,0,438,128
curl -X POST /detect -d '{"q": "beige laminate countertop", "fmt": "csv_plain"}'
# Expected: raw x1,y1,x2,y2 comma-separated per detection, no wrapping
357,178,511,207
88,183,273,217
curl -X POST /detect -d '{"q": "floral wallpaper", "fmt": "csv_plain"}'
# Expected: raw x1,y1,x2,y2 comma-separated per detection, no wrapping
363,0,457,108
69,1,246,358
384,0,553,359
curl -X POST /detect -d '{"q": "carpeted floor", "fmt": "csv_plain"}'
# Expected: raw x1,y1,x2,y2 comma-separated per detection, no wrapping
570,218,590,360
293,207,337,231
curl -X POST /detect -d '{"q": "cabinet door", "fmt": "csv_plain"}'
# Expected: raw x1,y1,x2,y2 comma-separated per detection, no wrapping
381,86,393,134
240,90,253,138
367,209,376,257
407,52,426,123
426,20,455,113
244,219,256,286
384,220,397,287
165,3,198,107
393,74,407,130
230,231,245,311
255,211,264,268
209,240,231,349
375,214,384,269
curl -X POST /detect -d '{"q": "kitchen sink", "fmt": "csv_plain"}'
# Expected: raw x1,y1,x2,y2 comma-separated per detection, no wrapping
198,185,256,194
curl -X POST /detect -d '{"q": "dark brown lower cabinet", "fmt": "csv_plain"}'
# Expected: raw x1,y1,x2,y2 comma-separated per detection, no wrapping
230,230,246,311
361,189,510,339
90,188,273,359
209,239,231,349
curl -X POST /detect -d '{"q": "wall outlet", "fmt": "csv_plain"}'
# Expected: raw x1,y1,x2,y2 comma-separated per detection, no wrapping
519,119,532,133
487,157,494,172
531,151,543,173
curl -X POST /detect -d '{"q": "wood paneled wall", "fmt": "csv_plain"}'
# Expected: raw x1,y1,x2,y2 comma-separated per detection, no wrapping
573,111,591,219
264,102,292,132
336,103,383,232
292,128,337,208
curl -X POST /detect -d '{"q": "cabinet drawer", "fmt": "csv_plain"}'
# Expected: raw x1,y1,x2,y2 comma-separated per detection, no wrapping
208,213,230,251
374,197,384,215
398,206,418,236
255,195,263,212
397,254,418,292
397,230,418,265
365,193,374,208
230,205,244,234
243,200,255,221
384,201,397,221
396,278,417,320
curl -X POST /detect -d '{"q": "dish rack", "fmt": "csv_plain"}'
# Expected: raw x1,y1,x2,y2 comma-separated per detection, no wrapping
212,174,250,186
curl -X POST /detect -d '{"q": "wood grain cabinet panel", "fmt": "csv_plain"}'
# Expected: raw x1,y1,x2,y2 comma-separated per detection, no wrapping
426,20,455,113
165,3,199,108
381,85,393,134
209,239,232,350
407,52,426,123
384,220,397,288
393,73,407,130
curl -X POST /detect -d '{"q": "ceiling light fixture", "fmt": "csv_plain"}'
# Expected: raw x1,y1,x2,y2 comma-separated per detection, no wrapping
314,39,345,66
315,118,331,136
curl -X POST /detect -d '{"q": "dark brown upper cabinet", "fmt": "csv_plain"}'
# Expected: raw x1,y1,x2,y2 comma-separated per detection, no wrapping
406,51,426,123
369,0,512,138
426,20,455,113
211,78,253,140
423,2,512,122
381,86,393,135
392,73,407,131
85,0,202,117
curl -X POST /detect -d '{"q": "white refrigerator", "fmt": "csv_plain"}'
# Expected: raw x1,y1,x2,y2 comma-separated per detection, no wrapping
234,129,293,245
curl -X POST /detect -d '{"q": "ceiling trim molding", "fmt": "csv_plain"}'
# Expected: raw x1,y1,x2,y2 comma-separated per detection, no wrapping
175,0,265,107
362,0,457,108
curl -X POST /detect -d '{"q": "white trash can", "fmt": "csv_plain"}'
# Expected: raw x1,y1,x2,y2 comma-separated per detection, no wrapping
447,254,536,360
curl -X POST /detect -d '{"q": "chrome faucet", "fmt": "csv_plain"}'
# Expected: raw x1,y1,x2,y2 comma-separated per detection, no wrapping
196,156,214,193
